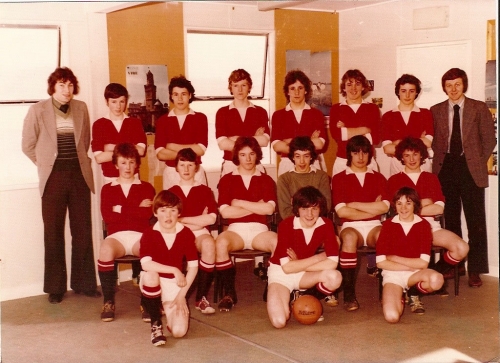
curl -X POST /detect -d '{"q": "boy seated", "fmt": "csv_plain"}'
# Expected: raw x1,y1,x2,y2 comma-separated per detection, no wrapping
267,186,341,329
168,148,218,314
376,187,444,323
140,191,199,346
332,135,389,311
215,136,277,312
97,143,155,322
277,136,331,220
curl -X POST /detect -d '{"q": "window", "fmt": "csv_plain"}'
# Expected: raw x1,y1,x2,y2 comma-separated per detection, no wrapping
0,25,60,189
186,31,268,99
186,31,272,171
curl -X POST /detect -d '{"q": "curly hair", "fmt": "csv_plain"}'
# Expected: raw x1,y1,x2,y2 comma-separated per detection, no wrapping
394,137,429,165
47,67,79,96
169,75,195,103
395,74,421,99
340,69,370,98
292,186,328,217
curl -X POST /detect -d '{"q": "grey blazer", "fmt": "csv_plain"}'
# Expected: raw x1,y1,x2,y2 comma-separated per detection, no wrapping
22,98,95,196
431,96,496,188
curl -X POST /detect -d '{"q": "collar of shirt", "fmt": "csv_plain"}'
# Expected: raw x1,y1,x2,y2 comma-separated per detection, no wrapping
110,177,141,186
345,166,373,175
391,105,421,112
285,103,311,111
168,108,195,117
229,101,255,110
105,112,125,121
340,99,370,106
289,165,318,174
391,214,422,226
231,168,263,177
448,96,465,109
52,97,69,110
153,221,185,234
292,215,325,230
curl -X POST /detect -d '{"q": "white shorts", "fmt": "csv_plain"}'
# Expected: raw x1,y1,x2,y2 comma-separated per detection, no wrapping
381,269,420,290
192,227,210,238
163,165,207,190
106,230,142,255
423,216,442,232
228,222,269,249
332,156,379,176
340,220,381,246
140,275,181,303
267,263,305,292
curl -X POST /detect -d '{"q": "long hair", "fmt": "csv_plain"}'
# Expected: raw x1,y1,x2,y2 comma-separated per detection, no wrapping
232,136,263,165
340,69,370,98
395,137,429,165
292,186,328,217
346,135,373,166
392,187,421,215
153,190,183,215
47,67,79,95
283,69,312,102
441,68,468,93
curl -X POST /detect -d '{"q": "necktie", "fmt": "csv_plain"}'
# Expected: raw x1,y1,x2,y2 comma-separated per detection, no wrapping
60,104,69,113
450,104,462,155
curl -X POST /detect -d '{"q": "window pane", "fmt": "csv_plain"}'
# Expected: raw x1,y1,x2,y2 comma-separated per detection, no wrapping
186,32,268,99
0,25,59,102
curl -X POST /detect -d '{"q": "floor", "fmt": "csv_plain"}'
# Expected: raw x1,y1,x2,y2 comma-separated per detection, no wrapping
1,258,499,363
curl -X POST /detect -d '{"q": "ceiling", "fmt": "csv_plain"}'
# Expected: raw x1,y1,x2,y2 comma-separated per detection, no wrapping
227,1,396,12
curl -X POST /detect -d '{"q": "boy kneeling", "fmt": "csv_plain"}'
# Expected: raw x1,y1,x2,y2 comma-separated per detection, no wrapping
140,191,198,346
267,186,341,328
376,187,444,323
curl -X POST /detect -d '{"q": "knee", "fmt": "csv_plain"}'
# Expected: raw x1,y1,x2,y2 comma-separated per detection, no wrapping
384,309,401,324
270,314,288,329
169,324,187,338
141,271,159,286
99,240,117,260
430,273,444,291
201,238,216,259
457,240,469,258
325,270,342,290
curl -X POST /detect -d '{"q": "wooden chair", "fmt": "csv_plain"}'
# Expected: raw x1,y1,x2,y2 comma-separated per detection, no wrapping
213,213,276,303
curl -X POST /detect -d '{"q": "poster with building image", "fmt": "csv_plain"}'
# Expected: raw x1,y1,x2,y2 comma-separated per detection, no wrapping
126,65,169,133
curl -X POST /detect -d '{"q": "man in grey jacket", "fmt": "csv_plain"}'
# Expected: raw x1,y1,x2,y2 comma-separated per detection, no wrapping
431,68,496,288
22,67,99,304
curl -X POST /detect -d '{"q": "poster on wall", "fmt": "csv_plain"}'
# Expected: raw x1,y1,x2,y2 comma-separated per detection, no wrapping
286,50,332,116
126,65,169,133
485,59,497,175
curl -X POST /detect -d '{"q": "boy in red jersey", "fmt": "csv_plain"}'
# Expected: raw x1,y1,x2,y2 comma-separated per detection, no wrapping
97,143,156,322
168,148,218,314
332,135,389,311
267,186,341,328
155,76,208,189
388,137,469,312
140,191,199,346
381,74,434,175
215,136,277,312
92,83,146,184
271,70,327,176
376,187,444,323
216,69,270,176
329,69,380,176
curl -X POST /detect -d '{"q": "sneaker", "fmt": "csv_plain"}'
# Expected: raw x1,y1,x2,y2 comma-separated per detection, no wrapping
324,294,339,307
253,262,268,281
344,297,360,312
101,300,115,322
409,295,425,315
366,265,378,277
317,315,325,322
140,304,151,323
434,286,449,297
195,296,216,314
151,321,167,346
218,295,235,312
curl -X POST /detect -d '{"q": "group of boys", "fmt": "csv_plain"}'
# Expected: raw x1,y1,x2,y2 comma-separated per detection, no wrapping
90,66,494,345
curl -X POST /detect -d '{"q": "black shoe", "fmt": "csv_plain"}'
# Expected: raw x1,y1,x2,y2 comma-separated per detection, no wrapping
48,293,64,304
74,289,102,298
253,263,268,281
366,265,378,277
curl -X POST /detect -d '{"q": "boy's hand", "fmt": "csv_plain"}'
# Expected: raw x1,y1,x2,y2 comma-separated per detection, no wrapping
287,248,298,261
139,199,153,207
169,296,189,317
103,143,116,152
173,269,187,287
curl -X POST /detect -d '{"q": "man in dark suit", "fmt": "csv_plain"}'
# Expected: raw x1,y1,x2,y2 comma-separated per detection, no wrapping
431,68,496,288
22,67,100,303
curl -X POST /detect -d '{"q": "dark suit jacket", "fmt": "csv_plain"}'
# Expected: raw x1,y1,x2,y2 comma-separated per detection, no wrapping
22,98,95,196
431,96,496,188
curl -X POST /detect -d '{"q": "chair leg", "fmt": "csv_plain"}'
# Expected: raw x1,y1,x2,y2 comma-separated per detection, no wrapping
454,264,459,296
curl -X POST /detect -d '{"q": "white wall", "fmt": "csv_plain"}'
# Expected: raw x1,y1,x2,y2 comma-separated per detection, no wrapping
339,0,498,276
0,2,113,301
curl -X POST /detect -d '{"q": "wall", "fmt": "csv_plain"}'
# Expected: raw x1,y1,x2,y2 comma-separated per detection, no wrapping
274,9,339,175
0,2,113,301
338,0,498,276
